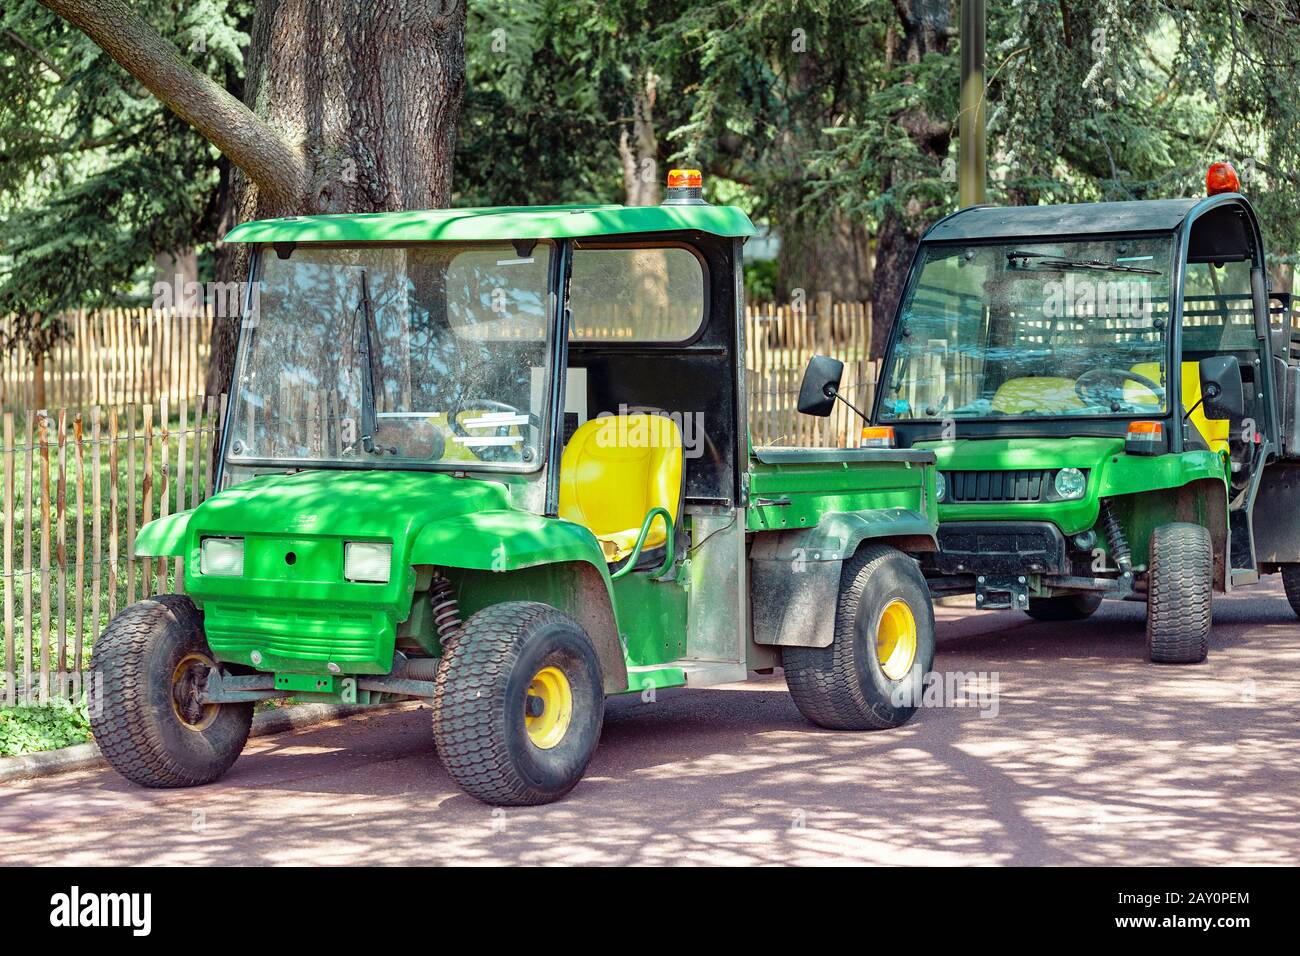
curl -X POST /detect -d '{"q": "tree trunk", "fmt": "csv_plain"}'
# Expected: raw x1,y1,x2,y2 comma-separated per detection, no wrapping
619,71,661,206
869,0,953,358
153,249,198,310
777,215,874,303
40,0,468,396
207,0,468,396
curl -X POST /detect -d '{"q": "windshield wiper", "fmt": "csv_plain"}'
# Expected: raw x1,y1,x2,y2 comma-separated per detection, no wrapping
1006,251,1160,275
356,271,380,454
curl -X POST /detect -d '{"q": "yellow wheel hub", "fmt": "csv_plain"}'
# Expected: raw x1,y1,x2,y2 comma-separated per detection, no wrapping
170,652,219,731
875,599,918,681
524,666,573,750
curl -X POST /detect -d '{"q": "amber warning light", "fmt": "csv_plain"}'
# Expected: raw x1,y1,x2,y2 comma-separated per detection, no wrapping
1206,162,1241,196
663,168,706,206
859,426,896,449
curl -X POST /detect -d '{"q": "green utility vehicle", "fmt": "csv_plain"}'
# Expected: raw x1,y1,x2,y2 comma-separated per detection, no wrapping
868,164,1300,664
90,173,940,806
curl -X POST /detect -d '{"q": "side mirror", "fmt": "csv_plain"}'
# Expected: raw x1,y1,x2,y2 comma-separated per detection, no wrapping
797,355,844,417
1199,355,1245,420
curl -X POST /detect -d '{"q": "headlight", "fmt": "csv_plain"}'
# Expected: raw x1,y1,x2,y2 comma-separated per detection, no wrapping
200,537,245,576
1053,468,1087,500
344,542,392,583
934,471,947,503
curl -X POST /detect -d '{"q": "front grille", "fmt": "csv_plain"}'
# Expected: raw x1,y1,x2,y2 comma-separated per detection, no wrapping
202,602,393,671
945,469,1055,503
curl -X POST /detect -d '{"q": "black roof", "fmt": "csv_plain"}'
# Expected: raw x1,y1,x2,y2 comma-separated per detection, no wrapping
924,197,1206,243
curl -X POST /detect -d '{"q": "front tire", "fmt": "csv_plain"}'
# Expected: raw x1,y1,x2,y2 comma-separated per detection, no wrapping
783,544,935,730
1024,592,1103,621
90,595,253,787
1281,565,1300,618
1146,523,1212,664
432,601,604,806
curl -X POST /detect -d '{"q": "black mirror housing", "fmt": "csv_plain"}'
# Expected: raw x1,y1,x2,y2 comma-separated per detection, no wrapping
1199,355,1246,420
797,355,844,418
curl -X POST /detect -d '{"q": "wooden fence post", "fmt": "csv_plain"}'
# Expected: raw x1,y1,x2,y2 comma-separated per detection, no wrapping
37,411,50,703
2,413,13,706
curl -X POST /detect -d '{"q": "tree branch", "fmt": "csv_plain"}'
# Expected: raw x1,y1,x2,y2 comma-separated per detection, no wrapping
38,0,308,205
3,28,67,80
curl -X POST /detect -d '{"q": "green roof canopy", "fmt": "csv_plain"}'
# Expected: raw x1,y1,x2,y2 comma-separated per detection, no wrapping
223,203,758,244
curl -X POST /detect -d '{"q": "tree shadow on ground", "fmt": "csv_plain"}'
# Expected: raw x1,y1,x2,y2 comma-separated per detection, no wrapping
2,582,1296,865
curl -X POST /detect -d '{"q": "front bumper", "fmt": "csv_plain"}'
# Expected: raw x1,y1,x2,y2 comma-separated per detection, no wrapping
931,521,1069,576
926,519,1136,607
200,600,396,675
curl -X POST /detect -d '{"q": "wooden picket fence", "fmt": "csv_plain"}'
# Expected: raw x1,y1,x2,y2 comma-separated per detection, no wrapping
2,299,876,446
747,297,878,447
0,395,224,706
0,308,214,411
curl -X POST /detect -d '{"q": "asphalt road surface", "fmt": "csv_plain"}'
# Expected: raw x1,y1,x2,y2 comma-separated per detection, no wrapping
4,581,1298,866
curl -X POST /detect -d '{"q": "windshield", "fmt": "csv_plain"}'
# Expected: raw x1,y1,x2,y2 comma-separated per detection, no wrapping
879,237,1174,421
229,242,554,470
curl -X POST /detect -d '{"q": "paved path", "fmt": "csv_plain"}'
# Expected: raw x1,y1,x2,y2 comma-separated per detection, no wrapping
3,582,1298,866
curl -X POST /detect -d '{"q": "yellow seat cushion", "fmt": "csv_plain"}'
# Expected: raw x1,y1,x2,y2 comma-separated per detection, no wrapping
990,377,1083,414
559,414,683,562
1127,362,1230,456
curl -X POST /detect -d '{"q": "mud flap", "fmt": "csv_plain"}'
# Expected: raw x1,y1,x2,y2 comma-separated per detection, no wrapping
749,557,841,648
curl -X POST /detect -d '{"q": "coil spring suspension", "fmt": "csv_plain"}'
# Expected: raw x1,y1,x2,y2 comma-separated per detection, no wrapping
1099,500,1132,573
430,575,463,649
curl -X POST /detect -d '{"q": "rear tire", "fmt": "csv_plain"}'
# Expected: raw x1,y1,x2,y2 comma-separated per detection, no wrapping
1146,523,1212,664
432,601,604,806
1281,565,1300,618
90,595,253,787
783,544,935,730
1024,592,1103,621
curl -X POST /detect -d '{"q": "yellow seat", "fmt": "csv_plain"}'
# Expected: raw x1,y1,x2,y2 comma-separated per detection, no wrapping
559,414,683,562
1127,362,1230,456
990,377,1083,414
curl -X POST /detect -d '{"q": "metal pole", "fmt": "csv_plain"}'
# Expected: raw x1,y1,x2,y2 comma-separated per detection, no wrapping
959,0,987,207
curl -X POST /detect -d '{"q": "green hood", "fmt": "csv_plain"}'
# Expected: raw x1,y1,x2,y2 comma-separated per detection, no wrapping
920,436,1124,473
189,469,511,541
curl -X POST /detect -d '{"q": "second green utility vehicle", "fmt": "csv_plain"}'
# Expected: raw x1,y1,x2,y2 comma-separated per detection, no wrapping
869,163,1299,664
89,171,940,806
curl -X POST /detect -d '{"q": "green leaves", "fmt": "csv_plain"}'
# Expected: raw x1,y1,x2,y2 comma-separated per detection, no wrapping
0,699,91,756
0,0,246,346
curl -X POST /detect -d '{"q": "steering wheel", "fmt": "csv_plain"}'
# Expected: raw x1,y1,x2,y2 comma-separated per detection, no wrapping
448,398,539,462
1074,368,1165,410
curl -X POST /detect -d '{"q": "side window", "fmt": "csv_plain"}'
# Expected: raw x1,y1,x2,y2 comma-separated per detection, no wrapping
569,245,706,342
1182,260,1256,353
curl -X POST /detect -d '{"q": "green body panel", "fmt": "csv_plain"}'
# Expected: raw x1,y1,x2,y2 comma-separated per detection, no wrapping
133,509,193,557
174,469,617,676
746,451,935,545
438,561,628,693
223,204,758,245
750,509,936,562
609,570,688,668
920,437,1227,536
624,665,688,694
409,511,609,573
1105,480,1228,578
